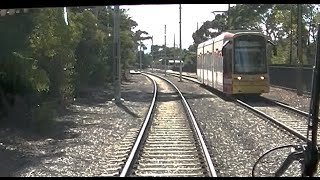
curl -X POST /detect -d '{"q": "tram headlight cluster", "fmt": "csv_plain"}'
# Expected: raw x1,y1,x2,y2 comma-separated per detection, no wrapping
235,76,265,80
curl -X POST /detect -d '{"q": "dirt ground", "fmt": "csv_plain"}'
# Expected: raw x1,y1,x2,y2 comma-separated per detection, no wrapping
0,73,153,177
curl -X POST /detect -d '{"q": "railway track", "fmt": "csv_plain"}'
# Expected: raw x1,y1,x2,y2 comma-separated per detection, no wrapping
165,71,317,143
116,72,217,177
165,71,311,96
235,96,313,142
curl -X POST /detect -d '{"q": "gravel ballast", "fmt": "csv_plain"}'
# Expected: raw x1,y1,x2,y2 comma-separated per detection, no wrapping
168,70,313,113
1,71,319,177
262,86,311,113
163,73,317,177
0,74,153,177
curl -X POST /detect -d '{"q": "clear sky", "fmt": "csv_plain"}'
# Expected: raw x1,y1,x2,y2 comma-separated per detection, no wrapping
121,4,231,53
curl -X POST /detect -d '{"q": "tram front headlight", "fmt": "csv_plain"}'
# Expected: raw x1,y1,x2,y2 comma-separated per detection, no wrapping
237,76,242,80
260,76,265,80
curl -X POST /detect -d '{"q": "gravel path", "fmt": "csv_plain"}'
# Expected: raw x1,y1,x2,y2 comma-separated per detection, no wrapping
163,73,317,177
0,74,153,177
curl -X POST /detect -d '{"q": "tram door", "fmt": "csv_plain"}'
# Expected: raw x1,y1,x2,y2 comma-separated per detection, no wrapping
197,53,202,82
222,41,233,94
205,53,210,85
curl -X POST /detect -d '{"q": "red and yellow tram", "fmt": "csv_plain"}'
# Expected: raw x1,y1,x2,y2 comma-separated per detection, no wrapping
197,30,276,95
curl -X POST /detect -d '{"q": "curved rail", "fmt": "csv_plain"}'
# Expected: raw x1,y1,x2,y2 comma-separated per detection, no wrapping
167,72,200,84
148,72,217,177
263,98,309,117
167,70,311,96
167,71,312,142
235,99,308,142
168,71,311,116
120,73,158,177
170,72,311,117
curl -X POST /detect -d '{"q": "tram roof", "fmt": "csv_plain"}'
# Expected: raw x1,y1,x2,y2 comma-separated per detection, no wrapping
224,29,263,34
197,30,266,49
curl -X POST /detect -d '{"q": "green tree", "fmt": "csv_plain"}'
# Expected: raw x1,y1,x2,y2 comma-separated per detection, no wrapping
192,4,320,65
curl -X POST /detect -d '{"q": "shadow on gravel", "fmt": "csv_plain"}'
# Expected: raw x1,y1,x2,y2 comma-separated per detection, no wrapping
0,79,147,177
156,92,214,102
0,115,80,176
115,102,141,118
0,114,80,141
157,92,180,102
74,92,114,106
0,120,77,177
0,147,29,177
181,92,215,100
199,84,234,102
0,146,65,177
49,120,80,140
120,91,153,103
235,95,278,107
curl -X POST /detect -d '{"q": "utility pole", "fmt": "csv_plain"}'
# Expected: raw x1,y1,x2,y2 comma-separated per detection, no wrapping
139,41,142,71
227,4,230,30
173,33,176,67
63,7,68,25
151,36,154,72
297,4,303,96
289,4,293,65
164,24,167,76
112,5,123,103
179,4,183,82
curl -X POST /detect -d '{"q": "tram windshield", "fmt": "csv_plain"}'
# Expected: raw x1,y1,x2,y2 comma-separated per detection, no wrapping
234,35,267,74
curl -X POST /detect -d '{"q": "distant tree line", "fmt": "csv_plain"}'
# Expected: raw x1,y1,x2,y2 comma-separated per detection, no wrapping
146,4,320,73
191,4,320,65
144,5,320,73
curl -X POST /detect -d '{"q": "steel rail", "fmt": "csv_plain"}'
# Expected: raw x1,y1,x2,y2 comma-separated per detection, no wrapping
148,72,217,177
119,73,158,177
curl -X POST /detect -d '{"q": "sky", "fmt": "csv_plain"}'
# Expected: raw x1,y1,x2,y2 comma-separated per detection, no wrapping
121,4,232,53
